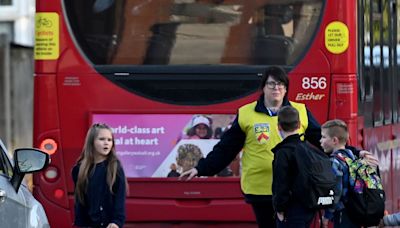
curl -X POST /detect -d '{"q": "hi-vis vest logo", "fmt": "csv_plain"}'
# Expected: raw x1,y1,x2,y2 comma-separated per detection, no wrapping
254,123,270,144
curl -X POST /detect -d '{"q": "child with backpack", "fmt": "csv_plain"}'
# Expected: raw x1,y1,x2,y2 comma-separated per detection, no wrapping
272,106,324,227
320,119,385,228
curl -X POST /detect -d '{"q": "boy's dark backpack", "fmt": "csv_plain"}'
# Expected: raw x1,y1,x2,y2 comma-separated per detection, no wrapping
293,142,336,209
334,150,385,227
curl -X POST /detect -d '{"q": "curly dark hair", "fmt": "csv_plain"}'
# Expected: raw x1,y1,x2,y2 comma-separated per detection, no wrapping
176,144,203,171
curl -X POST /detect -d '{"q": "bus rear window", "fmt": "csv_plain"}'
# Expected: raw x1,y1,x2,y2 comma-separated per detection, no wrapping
64,0,323,66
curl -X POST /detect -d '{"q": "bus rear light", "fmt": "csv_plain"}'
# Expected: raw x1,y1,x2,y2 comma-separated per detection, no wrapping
44,166,59,182
54,189,64,199
40,138,58,155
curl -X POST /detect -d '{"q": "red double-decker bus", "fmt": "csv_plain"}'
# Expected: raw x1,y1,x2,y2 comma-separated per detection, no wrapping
33,0,400,227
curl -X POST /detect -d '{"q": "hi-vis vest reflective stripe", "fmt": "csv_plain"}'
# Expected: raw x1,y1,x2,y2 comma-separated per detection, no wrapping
238,101,309,195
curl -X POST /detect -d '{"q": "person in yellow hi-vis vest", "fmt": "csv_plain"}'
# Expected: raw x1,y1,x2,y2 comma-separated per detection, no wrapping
180,66,323,227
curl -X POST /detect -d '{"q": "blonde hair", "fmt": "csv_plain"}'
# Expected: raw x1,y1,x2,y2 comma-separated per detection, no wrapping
321,119,349,144
75,123,122,205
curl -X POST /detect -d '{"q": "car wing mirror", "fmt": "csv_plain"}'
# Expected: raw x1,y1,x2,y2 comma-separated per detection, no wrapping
11,148,50,192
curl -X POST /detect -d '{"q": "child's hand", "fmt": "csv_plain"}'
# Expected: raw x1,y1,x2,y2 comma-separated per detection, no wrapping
107,223,118,228
277,212,284,221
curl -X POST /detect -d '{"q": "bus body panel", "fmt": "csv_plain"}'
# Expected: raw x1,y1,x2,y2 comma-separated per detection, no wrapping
363,126,396,213
33,186,73,228
392,124,400,212
33,0,400,227
321,0,357,74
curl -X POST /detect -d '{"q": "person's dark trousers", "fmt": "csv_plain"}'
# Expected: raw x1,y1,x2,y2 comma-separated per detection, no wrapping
333,209,360,228
275,202,315,228
250,201,275,228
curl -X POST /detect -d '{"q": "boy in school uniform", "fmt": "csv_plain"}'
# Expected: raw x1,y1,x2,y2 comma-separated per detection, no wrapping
272,106,316,227
320,119,359,228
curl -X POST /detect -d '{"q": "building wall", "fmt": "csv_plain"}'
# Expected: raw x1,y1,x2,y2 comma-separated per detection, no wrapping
10,44,33,149
0,0,35,151
0,34,33,151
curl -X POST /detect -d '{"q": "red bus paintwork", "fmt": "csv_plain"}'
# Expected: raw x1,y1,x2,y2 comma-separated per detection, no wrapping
33,0,400,227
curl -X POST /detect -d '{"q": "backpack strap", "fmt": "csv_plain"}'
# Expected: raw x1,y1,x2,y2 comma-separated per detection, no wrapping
332,149,356,196
332,150,347,172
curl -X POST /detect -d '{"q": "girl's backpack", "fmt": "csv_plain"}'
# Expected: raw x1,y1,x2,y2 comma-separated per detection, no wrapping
334,150,385,227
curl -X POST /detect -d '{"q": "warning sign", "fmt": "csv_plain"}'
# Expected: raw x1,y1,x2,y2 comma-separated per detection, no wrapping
34,13,59,60
325,21,349,54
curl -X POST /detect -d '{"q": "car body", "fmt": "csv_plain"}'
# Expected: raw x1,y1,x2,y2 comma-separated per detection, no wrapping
0,139,50,228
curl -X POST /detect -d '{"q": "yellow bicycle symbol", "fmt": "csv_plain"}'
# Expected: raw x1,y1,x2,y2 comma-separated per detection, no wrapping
37,17,53,28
